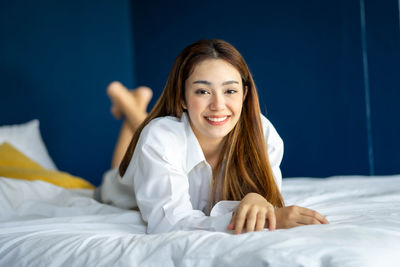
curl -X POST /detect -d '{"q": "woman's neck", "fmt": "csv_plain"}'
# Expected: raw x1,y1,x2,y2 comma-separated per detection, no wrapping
188,120,225,172
200,139,224,173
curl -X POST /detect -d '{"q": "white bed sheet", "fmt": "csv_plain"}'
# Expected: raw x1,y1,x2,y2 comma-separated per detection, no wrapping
1,175,399,267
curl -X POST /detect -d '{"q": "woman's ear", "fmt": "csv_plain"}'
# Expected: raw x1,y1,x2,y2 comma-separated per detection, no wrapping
182,101,187,110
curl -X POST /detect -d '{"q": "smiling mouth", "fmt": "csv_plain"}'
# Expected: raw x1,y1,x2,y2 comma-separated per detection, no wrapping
204,115,230,125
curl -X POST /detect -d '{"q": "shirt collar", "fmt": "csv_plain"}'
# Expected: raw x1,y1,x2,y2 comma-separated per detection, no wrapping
181,112,207,172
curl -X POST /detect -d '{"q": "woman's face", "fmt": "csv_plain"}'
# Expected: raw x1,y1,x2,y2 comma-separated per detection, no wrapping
184,59,246,147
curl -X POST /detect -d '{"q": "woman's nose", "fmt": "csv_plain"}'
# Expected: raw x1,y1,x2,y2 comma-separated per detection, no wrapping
209,93,225,110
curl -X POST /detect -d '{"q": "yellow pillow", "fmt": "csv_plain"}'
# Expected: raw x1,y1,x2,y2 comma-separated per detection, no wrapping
0,142,94,189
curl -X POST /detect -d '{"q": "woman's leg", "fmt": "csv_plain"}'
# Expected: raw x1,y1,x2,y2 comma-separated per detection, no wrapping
111,121,135,168
107,81,153,168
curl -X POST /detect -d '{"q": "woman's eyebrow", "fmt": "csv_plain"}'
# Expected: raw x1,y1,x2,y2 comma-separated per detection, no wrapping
193,80,211,85
193,80,239,85
222,80,239,85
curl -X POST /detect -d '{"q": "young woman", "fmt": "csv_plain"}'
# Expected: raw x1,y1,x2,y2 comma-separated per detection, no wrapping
99,39,329,235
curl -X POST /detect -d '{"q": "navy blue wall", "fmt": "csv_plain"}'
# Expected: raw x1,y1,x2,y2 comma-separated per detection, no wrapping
0,0,135,185
1,0,399,183
366,0,400,175
131,0,400,178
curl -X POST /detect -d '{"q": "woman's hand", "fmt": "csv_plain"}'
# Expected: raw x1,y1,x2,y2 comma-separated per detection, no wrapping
274,206,329,229
227,193,276,234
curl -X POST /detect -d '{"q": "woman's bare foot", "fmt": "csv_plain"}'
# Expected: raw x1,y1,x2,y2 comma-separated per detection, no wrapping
107,81,153,128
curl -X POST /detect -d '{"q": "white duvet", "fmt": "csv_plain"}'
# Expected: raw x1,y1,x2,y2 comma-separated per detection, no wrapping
1,175,400,267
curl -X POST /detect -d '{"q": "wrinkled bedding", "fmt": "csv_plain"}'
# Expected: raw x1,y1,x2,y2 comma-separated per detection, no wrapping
1,175,399,267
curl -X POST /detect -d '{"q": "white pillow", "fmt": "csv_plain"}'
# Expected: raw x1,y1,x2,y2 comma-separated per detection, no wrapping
0,119,57,170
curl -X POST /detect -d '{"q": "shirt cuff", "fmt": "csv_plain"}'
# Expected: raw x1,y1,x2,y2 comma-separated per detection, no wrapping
210,200,240,232
211,211,234,232
210,200,240,216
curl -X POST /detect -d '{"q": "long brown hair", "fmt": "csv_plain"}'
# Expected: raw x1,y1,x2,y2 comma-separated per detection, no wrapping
119,39,284,208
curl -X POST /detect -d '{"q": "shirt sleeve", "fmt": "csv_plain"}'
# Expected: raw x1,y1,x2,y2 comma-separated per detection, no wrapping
125,124,233,234
98,167,137,209
261,114,284,191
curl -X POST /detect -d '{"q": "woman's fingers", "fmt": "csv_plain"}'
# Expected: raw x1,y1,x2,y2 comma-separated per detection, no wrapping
227,212,236,230
296,216,322,225
234,206,248,234
299,207,329,224
286,206,329,226
245,208,259,232
234,207,276,234
267,206,276,231
255,211,266,231
230,193,278,234
274,206,329,229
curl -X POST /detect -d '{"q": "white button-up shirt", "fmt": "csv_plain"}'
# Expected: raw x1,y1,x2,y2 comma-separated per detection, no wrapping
100,112,283,234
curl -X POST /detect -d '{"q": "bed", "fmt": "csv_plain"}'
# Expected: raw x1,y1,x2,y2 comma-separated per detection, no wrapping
1,121,400,267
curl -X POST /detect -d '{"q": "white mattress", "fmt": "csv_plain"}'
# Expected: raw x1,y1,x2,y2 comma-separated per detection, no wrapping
1,175,400,267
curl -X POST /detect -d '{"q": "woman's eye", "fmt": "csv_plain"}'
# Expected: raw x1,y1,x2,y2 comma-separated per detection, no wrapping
195,89,209,95
225,89,238,94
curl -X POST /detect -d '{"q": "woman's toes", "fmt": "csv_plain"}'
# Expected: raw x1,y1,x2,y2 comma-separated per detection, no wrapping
107,81,125,97
107,81,132,114
132,86,153,111
107,82,152,124
110,105,123,119
136,86,153,101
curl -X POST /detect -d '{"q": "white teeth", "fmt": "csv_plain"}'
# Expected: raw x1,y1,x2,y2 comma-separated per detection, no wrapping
206,116,227,122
